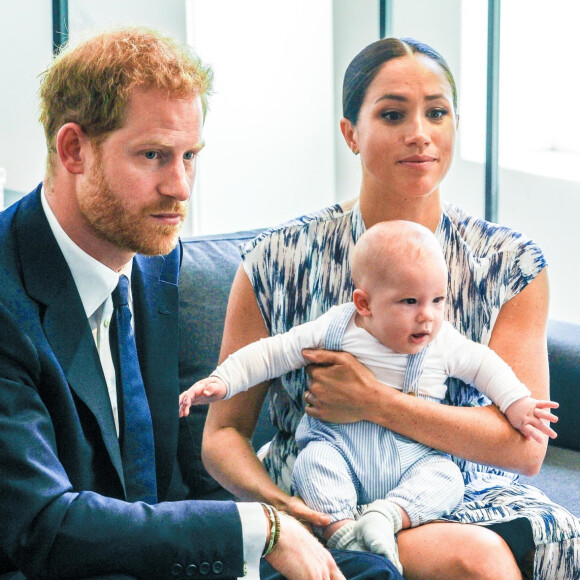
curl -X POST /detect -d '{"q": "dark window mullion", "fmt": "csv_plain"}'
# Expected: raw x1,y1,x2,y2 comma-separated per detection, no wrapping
52,0,69,54
379,0,393,39
485,0,501,223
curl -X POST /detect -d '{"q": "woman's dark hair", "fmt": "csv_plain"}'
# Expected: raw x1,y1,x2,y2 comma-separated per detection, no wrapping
342,37,457,124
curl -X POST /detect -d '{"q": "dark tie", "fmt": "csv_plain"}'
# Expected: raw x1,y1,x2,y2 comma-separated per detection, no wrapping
111,274,157,503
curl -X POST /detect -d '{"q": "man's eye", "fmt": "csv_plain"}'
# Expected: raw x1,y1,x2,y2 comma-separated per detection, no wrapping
183,151,195,161
144,151,158,160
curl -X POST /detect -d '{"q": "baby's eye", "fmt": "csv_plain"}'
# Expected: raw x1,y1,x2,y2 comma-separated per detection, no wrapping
402,298,417,305
433,296,446,304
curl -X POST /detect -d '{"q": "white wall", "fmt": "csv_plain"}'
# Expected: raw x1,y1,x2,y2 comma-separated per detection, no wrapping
186,0,336,234
332,0,379,202
0,2,53,199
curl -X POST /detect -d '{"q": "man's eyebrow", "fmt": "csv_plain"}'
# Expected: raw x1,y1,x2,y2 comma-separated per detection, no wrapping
139,139,205,152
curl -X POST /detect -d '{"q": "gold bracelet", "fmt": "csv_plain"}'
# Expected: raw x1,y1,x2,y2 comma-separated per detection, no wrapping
261,503,280,557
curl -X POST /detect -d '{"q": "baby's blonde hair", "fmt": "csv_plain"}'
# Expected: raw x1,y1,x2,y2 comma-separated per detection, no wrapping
352,220,446,291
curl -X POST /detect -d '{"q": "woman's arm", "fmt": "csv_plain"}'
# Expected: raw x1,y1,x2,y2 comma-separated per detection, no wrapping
303,269,550,476
202,266,331,527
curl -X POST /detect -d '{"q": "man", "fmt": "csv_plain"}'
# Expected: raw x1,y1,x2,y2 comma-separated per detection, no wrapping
0,28,400,579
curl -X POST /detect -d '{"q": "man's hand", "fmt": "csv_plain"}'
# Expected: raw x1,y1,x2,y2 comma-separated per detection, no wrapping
266,512,346,580
505,396,559,443
178,376,228,416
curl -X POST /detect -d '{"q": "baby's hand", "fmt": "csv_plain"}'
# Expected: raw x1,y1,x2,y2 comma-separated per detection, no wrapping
179,376,228,417
505,397,559,444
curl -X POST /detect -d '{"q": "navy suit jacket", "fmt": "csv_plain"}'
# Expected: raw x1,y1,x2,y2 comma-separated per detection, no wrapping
0,186,243,579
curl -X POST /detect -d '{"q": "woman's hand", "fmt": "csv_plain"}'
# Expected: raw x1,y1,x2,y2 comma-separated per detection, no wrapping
280,495,332,530
302,349,387,424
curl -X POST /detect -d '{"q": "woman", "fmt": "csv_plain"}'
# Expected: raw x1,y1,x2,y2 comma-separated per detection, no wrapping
203,38,579,579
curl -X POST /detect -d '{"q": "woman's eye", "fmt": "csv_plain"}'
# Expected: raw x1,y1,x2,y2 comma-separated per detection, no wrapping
381,110,403,122
427,108,449,120
144,151,158,160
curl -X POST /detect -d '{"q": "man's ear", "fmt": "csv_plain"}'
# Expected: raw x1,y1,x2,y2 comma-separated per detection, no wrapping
55,123,90,175
353,288,372,317
340,117,359,155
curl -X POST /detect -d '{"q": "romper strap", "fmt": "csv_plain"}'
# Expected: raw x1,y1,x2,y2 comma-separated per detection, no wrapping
324,303,357,351
403,344,432,395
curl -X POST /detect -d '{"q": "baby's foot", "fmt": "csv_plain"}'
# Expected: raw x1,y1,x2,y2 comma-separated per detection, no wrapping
355,500,403,573
326,520,366,552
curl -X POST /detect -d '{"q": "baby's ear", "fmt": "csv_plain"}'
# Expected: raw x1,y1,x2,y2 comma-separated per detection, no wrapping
353,289,372,317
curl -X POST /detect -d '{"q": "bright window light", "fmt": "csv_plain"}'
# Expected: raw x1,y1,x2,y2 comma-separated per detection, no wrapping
460,0,580,183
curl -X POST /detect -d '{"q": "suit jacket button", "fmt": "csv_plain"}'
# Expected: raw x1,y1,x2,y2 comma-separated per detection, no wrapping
171,563,183,576
200,561,211,575
186,564,198,576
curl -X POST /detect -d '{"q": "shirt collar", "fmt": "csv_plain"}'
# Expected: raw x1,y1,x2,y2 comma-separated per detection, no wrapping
41,187,133,318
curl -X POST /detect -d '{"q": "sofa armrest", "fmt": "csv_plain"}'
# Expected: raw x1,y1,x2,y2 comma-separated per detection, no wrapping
547,319,580,452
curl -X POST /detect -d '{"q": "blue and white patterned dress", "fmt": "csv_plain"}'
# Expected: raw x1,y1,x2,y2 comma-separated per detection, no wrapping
241,199,579,579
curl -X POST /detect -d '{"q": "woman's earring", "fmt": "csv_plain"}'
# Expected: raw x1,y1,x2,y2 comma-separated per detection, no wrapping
353,147,359,155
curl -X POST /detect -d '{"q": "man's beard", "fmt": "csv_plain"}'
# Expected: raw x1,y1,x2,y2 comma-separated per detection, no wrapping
78,157,187,256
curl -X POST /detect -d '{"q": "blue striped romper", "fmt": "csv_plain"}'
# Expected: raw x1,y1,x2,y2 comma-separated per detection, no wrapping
292,303,465,526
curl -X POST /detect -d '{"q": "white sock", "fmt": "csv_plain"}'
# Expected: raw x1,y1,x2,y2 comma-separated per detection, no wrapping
326,520,366,552
355,500,404,573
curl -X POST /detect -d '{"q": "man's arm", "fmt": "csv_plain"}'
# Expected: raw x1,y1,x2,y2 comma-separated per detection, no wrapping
0,302,246,578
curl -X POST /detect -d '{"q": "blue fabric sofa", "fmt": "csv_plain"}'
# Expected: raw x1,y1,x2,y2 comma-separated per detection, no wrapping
177,230,580,517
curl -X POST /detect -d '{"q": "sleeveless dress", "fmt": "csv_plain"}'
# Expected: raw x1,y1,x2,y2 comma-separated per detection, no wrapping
240,199,579,579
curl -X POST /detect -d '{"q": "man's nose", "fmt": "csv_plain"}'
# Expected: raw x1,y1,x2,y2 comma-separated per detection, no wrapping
158,159,193,201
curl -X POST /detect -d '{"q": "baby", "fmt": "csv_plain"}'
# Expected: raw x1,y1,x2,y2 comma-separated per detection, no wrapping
180,220,558,574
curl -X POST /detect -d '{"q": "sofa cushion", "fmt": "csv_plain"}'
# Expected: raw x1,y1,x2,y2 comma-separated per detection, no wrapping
178,230,276,498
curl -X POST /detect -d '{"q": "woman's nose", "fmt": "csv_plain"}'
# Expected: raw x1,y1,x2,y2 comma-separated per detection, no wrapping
405,115,431,148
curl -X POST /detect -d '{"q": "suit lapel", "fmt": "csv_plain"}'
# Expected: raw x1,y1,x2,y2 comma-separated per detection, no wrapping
15,189,124,485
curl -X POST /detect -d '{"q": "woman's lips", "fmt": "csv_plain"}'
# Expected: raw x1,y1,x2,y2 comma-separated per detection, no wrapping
398,155,437,168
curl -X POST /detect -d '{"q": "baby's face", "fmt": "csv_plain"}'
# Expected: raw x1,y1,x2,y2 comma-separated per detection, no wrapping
363,256,448,355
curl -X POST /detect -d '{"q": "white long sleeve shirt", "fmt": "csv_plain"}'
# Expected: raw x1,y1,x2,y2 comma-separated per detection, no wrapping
215,303,530,413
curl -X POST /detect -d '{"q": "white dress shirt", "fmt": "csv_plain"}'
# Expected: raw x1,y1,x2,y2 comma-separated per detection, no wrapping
40,188,266,578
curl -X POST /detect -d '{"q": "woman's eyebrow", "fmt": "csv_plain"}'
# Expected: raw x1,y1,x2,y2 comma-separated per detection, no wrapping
374,93,448,105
